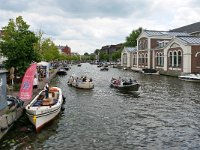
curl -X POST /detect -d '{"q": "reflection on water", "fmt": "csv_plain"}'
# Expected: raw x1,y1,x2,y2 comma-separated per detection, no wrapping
1,63,200,149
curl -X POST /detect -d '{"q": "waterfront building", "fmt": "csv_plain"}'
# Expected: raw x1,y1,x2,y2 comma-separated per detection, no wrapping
121,29,200,76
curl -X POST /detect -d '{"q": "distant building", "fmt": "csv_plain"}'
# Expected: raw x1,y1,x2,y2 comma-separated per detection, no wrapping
99,43,123,61
57,45,71,55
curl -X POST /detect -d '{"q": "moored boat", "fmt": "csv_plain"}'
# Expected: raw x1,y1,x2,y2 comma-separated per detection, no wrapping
25,87,64,132
178,73,200,82
141,68,159,75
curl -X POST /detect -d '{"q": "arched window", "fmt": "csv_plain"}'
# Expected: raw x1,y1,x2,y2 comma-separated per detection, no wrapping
123,53,127,65
145,54,148,66
159,53,162,66
134,54,137,64
142,54,144,64
169,51,172,67
156,53,159,66
196,52,200,66
178,51,182,67
173,51,177,67
161,53,164,67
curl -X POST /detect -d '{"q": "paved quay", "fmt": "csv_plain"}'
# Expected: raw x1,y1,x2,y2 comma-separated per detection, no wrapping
0,67,60,140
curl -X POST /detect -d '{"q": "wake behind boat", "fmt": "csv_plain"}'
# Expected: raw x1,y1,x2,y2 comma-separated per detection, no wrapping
25,87,64,132
110,77,140,92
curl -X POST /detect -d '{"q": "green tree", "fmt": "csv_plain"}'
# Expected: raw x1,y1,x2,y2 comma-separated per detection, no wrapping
124,27,143,47
111,50,122,61
0,16,40,76
41,38,60,61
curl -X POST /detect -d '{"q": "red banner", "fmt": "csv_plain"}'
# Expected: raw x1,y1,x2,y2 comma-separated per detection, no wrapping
19,63,37,101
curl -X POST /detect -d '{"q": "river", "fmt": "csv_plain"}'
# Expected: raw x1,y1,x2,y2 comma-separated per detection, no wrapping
1,63,200,150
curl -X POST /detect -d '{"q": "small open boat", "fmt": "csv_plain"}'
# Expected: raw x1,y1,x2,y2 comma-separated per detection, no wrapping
110,78,140,91
100,66,109,71
57,68,67,75
25,87,64,132
68,75,94,89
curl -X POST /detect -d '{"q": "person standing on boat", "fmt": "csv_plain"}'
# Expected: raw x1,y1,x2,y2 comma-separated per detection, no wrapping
44,83,49,99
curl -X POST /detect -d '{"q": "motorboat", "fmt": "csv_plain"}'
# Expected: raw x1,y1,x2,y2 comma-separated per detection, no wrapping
110,77,140,92
178,73,200,82
25,87,64,132
141,68,159,75
68,75,94,89
57,68,67,75
100,66,109,71
0,96,24,131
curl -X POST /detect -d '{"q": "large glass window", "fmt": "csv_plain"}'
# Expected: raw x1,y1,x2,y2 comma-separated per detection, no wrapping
173,51,177,67
169,52,172,67
161,53,164,67
178,51,182,67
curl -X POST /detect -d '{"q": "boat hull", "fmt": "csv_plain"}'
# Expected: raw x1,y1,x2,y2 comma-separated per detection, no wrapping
25,87,63,132
26,105,61,132
110,83,140,91
72,81,94,89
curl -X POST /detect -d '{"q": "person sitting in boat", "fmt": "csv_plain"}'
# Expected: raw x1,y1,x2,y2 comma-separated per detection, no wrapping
82,76,87,82
89,78,93,82
129,78,132,84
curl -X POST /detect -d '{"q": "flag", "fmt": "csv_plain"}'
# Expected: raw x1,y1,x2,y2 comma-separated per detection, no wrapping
19,63,37,101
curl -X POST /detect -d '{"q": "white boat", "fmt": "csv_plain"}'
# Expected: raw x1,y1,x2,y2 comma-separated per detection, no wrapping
68,75,94,89
25,87,64,132
178,73,200,82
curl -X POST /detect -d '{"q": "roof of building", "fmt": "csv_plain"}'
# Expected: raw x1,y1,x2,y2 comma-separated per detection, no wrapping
144,30,190,37
124,47,137,52
177,36,200,45
170,22,200,33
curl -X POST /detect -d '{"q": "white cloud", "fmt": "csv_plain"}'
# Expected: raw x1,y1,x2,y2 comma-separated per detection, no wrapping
0,0,200,54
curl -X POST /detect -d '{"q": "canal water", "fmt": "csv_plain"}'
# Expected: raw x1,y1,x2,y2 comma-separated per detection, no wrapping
1,63,200,150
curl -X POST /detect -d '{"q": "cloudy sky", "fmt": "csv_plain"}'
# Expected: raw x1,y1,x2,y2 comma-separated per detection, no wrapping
0,0,200,54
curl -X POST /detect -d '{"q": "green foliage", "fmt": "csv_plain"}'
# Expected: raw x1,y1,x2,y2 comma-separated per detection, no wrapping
40,38,60,61
124,27,143,47
111,49,122,61
0,16,40,75
99,52,109,61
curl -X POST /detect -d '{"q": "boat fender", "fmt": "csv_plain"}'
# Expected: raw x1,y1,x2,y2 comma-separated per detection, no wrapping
0,115,9,130
61,105,65,111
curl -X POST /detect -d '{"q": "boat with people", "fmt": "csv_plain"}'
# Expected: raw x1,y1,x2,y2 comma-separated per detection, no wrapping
100,66,109,71
67,75,94,89
57,68,67,75
178,73,200,82
110,77,140,92
25,86,64,132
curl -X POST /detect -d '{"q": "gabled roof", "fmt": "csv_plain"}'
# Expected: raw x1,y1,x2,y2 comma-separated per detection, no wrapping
170,22,200,33
124,47,137,52
144,30,190,37
176,36,200,45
